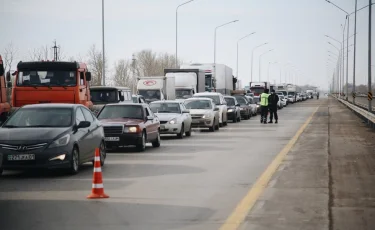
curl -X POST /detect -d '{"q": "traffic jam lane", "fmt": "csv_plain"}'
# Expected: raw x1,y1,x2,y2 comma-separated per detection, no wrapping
0,101,319,230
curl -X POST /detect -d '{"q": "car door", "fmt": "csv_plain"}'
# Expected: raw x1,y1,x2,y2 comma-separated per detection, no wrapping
144,106,158,141
81,107,99,155
74,107,91,161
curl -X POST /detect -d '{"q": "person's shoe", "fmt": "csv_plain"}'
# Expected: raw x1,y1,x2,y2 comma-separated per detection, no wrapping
275,120,278,124
268,120,273,123
263,121,267,124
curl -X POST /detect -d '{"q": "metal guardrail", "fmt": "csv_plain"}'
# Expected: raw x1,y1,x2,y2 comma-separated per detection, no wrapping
335,97,375,124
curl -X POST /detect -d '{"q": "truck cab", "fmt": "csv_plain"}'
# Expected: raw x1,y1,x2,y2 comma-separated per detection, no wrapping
137,76,175,103
9,61,92,109
0,55,11,123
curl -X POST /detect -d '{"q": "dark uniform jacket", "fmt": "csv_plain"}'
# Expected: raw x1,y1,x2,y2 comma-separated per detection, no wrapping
268,93,279,107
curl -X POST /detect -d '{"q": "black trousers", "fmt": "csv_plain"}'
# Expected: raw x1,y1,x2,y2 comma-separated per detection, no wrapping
260,106,268,121
269,106,278,121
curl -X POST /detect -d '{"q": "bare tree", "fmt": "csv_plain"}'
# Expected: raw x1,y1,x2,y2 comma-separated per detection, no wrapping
87,44,108,86
134,50,181,77
3,42,17,73
112,59,134,88
28,45,50,61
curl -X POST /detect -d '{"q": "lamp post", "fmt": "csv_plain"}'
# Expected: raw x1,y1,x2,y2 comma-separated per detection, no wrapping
258,49,274,81
214,20,239,87
236,32,256,79
328,41,342,96
368,0,372,112
175,0,195,68
102,0,105,86
267,62,277,82
250,43,268,83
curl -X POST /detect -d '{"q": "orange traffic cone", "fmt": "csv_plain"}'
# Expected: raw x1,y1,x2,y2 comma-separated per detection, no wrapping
87,148,109,199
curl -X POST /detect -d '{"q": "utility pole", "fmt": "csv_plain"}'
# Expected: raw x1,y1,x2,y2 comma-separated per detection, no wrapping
353,0,358,104
368,0,372,113
102,0,106,86
52,40,60,61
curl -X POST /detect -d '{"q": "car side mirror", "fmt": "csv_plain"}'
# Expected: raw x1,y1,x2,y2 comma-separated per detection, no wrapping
214,107,220,111
86,72,92,81
6,71,11,82
146,116,154,120
182,110,190,113
7,82,12,88
77,121,91,129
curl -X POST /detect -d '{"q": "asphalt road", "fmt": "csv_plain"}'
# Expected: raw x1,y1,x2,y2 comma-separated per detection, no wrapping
0,100,319,230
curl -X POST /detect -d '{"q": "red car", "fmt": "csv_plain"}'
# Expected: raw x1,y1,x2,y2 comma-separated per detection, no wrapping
97,103,160,152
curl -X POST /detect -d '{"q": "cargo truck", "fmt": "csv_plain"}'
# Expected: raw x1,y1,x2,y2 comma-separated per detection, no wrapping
137,76,175,103
180,63,236,94
164,68,205,100
0,55,11,123
249,81,271,96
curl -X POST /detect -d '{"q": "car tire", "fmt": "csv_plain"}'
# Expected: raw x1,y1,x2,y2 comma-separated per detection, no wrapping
185,125,192,137
69,147,80,175
152,131,161,148
215,120,219,130
177,124,184,139
99,141,106,167
237,115,241,122
209,119,215,132
136,131,146,152
233,114,237,123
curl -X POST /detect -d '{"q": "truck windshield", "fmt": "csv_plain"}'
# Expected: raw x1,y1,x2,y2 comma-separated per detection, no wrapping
288,92,295,96
91,90,118,103
176,89,192,99
138,89,161,102
250,88,264,95
16,70,77,87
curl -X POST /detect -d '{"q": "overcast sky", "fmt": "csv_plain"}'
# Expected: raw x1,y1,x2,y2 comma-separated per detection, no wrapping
1,0,374,90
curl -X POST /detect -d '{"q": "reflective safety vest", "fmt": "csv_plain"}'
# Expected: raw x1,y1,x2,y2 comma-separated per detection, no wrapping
260,93,270,106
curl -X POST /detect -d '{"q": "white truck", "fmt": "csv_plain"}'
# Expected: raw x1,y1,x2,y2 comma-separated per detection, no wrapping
164,69,205,100
180,63,235,94
137,76,175,103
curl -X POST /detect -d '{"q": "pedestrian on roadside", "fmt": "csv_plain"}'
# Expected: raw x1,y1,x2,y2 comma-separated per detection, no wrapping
268,89,279,124
260,89,270,124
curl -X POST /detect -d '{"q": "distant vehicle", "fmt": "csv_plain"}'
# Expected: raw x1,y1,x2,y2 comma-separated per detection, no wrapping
0,104,106,175
97,103,161,152
137,76,175,103
193,92,228,126
224,96,241,123
164,69,205,100
245,96,258,116
275,84,288,98
131,95,146,104
279,95,287,107
233,95,252,119
296,93,302,102
184,98,220,132
90,86,132,115
0,55,11,124
287,94,295,103
9,61,93,110
246,92,254,97
149,100,192,138
250,82,271,96
253,96,261,113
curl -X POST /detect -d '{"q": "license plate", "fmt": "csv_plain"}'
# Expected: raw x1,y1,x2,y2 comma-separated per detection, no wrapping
192,120,199,124
8,154,35,161
105,137,120,141
160,125,165,129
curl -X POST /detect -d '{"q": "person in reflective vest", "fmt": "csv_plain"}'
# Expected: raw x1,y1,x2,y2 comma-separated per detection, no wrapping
260,89,270,124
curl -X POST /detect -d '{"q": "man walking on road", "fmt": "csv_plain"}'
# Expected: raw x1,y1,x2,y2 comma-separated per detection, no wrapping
268,89,279,123
260,89,270,124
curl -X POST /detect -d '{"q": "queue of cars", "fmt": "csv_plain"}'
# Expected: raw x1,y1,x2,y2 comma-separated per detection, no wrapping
0,88,307,175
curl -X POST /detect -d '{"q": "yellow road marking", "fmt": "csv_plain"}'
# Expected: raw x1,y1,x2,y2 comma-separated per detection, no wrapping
219,106,320,230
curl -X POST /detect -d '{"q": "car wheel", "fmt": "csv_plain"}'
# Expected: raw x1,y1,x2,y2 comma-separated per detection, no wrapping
99,141,106,167
177,124,184,139
233,114,237,123
237,115,241,122
136,131,146,152
152,131,161,147
185,125,192,137
209,119,215,132
69,147,80,175
215,120,219,130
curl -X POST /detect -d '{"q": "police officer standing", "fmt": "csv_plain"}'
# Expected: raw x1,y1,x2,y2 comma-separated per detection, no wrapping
268,89,279,123
260,89,270,124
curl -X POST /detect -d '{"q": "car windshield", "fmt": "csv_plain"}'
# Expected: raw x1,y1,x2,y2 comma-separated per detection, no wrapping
194,95,220,104
3,108,72,128
176,89,192,99
91,90,118,103
16,70,77,87
224,97,236,106
235,97,248,105
150,103,181,113
138,89,161,102
184,100,212,109
289,92,295,96
97,105,143,120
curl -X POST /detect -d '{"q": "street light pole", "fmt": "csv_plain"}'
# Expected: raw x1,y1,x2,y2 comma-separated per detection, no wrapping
346,16,350,100
368,0,372,113
353,0,358,103
258,49,274,81
236,32,256,79
250,42,268,83
102,0,105,86
214,20,239,89
267,62,277,82
175,0,195,68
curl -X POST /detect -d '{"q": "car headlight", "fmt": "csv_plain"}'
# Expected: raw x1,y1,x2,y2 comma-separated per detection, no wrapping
203,114,212,119
169,118,177,124
124,126,138,133
49,134,70,148
227,109,233,112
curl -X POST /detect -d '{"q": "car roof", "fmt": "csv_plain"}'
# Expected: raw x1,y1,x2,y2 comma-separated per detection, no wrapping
105,103,144,107
194,92,222,96
21,103,80,109
224,96,235,99
150,100,181,104
185,97,213,101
